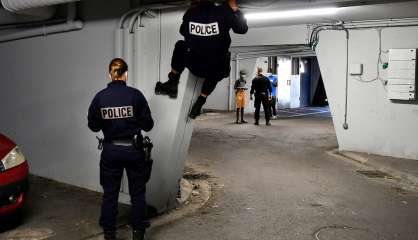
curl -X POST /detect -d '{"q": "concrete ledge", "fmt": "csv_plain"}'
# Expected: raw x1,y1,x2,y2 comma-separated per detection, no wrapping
332,150,418,191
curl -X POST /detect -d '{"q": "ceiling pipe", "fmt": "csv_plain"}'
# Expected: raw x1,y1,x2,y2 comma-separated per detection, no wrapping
129,9,157,33
1,0,81,12
0,20,83,43
0,7,55,25
115,7,144,58
0,0,85,29
0,3,83,43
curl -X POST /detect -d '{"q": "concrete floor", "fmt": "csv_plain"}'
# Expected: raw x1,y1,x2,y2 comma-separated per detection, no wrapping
148,111,418,240
1,110,418,239
0,176,131,239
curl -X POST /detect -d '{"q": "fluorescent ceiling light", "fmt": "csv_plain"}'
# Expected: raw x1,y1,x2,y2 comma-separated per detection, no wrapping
245,8,340,21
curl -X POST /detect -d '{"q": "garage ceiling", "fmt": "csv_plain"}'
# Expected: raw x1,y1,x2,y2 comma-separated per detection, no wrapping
140,0,417,9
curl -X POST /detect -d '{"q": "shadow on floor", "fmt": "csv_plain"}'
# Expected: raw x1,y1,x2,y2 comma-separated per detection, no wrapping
0,176,130,239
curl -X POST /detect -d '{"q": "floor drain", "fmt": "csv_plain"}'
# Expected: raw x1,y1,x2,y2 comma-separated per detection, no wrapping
357,170,394,179
313,225,372,240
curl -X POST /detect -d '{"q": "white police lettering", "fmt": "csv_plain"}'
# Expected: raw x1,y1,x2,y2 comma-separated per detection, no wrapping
189,22,219,36
101,106,134,120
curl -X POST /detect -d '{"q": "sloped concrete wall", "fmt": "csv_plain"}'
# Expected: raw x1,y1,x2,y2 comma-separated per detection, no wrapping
121,10,204,210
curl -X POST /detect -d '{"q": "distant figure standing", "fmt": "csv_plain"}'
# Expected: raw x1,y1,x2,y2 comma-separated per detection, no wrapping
250,67,272,126
234,70,248,124
266,68,278,120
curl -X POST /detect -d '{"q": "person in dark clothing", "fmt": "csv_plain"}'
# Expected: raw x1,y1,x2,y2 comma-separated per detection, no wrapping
234,70,248,124
155,0,248,119
250,67,272,126
88,58,154,240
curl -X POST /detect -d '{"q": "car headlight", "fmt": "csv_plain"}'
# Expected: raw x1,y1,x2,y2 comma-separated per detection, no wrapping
1,147,26,171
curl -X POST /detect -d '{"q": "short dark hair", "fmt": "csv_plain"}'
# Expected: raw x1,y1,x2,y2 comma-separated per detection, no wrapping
109,58,128,79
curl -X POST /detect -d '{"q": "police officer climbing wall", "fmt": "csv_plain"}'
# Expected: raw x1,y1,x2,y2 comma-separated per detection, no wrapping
88,58,154,240
155,0,248,119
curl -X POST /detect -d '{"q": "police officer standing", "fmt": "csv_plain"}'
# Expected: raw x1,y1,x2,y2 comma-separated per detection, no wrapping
88,58,154,240
155,0,248,119
250,67,272,126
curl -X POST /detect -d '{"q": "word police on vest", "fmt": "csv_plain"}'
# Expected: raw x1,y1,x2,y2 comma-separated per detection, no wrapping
190,22,219,36
101,106,134,120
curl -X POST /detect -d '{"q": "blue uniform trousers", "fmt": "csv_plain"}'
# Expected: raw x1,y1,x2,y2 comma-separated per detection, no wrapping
99,143,147,232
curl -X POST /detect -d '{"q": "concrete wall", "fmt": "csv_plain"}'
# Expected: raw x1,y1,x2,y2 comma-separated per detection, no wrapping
0,0,130,193
316,27,418,160
205,77,230,111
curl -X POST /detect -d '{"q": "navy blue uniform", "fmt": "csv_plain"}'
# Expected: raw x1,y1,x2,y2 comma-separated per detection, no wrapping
88,81,154,232
251,75,272,123
172,1,248,95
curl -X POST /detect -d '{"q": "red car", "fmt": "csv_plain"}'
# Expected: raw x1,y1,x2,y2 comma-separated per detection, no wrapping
0,133,29,216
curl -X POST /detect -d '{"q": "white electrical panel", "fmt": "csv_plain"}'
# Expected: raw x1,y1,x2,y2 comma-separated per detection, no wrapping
387,49,417,101
350,63,363,75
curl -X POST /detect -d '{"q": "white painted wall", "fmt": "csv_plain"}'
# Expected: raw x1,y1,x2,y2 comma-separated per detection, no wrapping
316,27,418,160
290,75,301,109
0,0,130,193
205,77,230,111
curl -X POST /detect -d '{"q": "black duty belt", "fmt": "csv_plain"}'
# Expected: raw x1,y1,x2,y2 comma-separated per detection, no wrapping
96,135,141,149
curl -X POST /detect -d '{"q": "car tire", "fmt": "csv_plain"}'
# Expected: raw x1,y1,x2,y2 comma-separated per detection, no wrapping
0,209,23,233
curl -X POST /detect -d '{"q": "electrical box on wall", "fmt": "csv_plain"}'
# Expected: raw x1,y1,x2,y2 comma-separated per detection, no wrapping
350,63,363,76
387,49,417,101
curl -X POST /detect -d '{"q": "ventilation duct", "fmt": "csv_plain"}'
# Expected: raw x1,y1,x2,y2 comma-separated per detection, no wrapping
1,0,80,12
0,2,83,43
0,7,55,25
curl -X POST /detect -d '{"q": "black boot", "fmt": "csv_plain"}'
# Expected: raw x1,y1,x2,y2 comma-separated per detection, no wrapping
236,109,240,124
266,121,271,126
240,108,247,123
104,230,116,240
155,72,180,98
133,230,145,240
254,121,259,126
189,96,206,119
